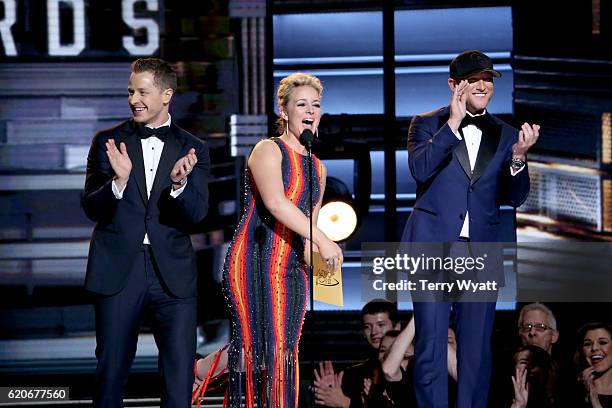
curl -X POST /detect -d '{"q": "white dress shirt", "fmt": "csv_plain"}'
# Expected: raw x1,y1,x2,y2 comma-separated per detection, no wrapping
111,114,186,244
452,110,524,238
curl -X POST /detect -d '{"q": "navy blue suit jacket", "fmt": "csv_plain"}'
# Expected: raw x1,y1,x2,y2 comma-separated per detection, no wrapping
82,119,210,298
401,106,529,243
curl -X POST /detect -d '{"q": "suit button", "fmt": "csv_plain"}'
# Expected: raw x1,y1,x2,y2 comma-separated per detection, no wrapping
459,213,465,220
146,215,152,221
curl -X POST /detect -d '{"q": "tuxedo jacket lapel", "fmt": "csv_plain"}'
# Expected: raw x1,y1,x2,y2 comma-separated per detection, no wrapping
455,129,472,180
150,124,182,199
122,122,148,204
471,119,501,185
437,112,471,180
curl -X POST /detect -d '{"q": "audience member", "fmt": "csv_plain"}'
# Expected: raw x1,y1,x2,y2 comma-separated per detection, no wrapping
313,300,400,407
574,322,612,408
510,345,558,408
518,303,559,354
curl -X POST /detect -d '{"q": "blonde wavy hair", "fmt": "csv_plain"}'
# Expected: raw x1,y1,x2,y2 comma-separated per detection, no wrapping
276,72,323,135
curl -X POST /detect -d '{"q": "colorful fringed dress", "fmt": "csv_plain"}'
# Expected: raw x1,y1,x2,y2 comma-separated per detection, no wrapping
222,137,323,408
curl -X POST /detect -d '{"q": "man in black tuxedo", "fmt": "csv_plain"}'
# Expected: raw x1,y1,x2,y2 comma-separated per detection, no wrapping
82,58,209,407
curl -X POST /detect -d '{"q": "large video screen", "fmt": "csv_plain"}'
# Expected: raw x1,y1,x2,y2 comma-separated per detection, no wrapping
1,0,160,59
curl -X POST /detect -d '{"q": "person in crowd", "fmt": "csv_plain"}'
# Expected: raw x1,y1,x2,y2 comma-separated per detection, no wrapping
518,303,560,355
510,345,558,408
222,72,342,408
364,325,417,408
574,322,612,408
401,49,540,407
313,300,400,407
82,58,210,407
372,319,457,407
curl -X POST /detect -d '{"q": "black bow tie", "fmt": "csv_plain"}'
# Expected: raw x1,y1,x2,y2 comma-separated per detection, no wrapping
139,125,170,142
460,113,490,130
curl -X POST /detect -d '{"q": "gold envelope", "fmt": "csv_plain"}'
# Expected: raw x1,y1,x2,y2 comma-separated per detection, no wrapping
312,252,344,307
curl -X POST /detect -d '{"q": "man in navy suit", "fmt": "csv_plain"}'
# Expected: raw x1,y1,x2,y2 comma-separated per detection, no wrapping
401,50,539,407
82,58,210,407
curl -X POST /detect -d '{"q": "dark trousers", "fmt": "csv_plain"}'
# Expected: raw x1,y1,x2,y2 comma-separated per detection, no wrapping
94,246,196,408
412,301,495,408
413,239,496,408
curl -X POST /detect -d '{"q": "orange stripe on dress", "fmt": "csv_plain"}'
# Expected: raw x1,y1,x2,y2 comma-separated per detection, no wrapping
294,268,309,408
227,192,256,408
269,146,305,406
284,149,306,405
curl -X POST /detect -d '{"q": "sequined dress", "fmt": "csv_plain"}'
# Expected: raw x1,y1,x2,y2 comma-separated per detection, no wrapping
222,137,323,408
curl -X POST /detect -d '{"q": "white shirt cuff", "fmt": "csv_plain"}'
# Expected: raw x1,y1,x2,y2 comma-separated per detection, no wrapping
111,179,126,199
170,181,187,198
452,128,462,140
510,164,526,177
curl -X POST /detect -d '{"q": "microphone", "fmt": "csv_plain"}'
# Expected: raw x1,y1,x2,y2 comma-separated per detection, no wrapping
299,128,316,396
299,129,314,150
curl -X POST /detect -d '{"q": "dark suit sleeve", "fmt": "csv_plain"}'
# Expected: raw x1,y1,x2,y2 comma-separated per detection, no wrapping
163,140,210,224
408,115,462,184
499,161,530,208
81,131,120,223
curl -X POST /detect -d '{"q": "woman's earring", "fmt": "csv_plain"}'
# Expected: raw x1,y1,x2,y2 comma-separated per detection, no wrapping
285,120,289,136
315,128,319,139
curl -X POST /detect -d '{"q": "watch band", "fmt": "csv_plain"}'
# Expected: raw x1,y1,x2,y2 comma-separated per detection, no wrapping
511,157,526,169
171,177,187,186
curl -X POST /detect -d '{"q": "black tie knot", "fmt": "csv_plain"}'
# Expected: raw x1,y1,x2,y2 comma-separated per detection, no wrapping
139,124,170,142
460,113,489,130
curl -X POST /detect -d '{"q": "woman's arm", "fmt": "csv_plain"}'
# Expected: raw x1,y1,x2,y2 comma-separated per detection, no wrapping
382,316,415,381
249,141,342,267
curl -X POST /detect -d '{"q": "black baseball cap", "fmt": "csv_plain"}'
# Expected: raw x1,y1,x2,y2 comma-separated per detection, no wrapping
449,50,501,80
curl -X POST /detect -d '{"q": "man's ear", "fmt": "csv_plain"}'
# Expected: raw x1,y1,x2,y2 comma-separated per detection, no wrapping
394,322,401,330
552,330,559,344
448,78,457,92
163,88,174,105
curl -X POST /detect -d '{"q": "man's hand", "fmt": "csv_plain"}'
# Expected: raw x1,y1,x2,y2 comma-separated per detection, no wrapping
512,123,540,161
314,361,336,388
106,139,132,190
171,148,197,189
447,79,469,132
314,364,350,408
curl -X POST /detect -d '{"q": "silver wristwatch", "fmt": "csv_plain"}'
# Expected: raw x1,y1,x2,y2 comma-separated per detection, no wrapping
511,157,526,170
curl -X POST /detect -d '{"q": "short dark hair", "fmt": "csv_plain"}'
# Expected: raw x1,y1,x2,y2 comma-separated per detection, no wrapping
130,58,177,91
361,299,399,325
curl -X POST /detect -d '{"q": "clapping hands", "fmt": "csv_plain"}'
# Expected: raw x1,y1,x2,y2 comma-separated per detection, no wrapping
106,139,132,190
